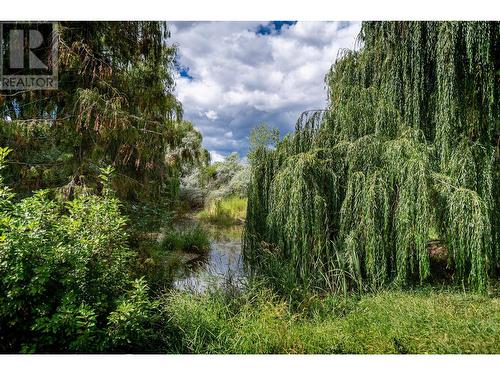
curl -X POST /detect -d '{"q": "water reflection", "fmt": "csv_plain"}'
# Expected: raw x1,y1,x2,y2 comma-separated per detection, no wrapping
173,225,245,291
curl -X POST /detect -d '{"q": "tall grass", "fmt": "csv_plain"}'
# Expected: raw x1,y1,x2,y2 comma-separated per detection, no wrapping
197,196,247,226
160,225,210,255
165,283,500,354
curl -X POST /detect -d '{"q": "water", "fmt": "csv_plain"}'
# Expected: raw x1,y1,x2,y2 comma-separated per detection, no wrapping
172,225,245,291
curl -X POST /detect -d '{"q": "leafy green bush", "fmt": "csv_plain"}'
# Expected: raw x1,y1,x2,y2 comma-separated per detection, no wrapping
106,277,166,352
0,148,162,352
124,201,174,236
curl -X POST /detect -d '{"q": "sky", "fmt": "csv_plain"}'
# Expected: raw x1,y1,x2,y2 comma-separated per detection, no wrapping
169,21,361,162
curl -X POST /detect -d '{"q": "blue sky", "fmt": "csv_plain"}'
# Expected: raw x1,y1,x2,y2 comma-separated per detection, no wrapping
169,21,360,162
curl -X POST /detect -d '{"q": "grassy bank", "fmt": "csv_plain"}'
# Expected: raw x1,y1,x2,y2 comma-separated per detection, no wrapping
197,196,247,226
165,286,500,354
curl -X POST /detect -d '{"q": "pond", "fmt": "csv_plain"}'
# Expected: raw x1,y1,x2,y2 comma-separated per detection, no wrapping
171,224,245,291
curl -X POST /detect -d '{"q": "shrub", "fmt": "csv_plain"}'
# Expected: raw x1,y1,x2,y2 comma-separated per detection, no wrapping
179,153,249,210
106,278,165,352
0,148,162,352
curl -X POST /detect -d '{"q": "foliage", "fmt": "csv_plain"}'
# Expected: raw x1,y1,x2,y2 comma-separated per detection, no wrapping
0,148,161,352
166,283,500,354
244,22,499,293
124,201,174,235
165,121,210,170
106,278,165,352
180,152,249,209
197,196,247,226
248,123,280,162
0,22,206,205
132,238,176,295
179,167,206,208
160,225,210,255
204,153,249,201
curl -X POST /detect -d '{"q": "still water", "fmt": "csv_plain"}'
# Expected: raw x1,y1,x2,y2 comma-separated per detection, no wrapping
172,225,245,291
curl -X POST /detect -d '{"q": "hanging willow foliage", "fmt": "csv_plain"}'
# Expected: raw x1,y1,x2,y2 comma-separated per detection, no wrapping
243,21,499,293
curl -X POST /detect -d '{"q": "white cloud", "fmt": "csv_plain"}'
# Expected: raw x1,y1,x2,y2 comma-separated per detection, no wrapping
205,110,218,121
209,150,225,163
170,21,361,158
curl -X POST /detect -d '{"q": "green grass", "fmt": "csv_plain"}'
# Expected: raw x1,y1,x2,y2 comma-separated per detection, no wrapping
197,196,247,226
160,225,210,255
164,286,500,354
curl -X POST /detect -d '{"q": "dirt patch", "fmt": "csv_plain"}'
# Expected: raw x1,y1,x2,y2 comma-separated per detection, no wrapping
428,240,453,282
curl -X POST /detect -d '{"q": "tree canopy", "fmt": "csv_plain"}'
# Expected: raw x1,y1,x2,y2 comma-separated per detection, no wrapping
0,22,204,203
244,21,500,293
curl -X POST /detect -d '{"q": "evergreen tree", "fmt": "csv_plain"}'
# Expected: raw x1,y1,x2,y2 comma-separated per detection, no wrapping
0,22,198,203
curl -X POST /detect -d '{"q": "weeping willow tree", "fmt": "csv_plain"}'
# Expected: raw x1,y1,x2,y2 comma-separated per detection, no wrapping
244,22,499,293
0,22,202,203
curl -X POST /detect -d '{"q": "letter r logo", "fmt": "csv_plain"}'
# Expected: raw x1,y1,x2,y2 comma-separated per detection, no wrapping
1,22,58,90
9,29,48,70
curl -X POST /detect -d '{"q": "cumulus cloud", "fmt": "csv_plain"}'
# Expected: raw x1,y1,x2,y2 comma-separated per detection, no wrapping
209,150,226,163
169,21,360,159
205,110,218,121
